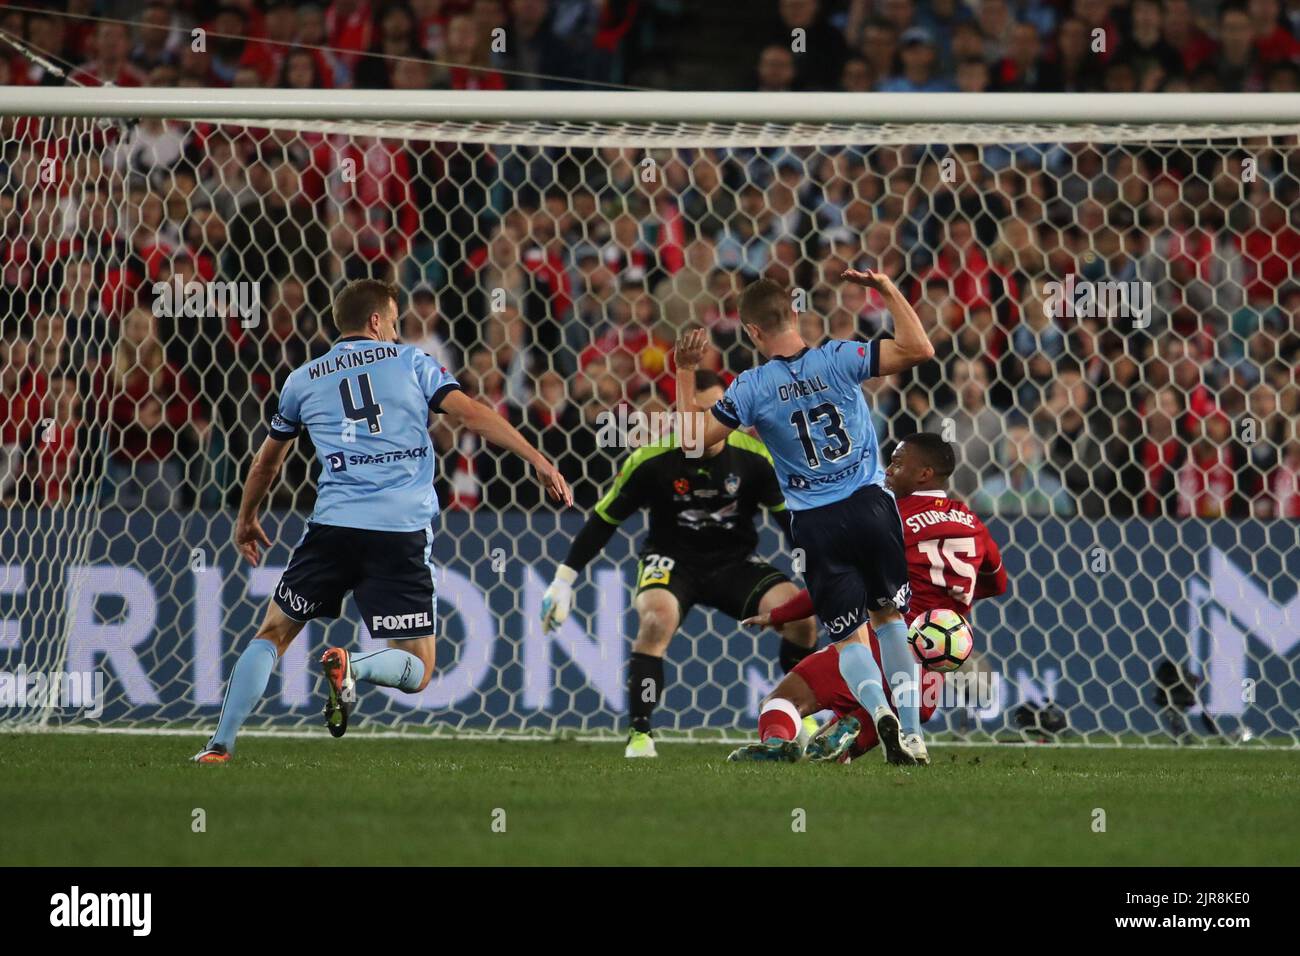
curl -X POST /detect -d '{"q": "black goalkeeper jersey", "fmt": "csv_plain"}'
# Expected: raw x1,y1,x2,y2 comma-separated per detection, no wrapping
592,432,787,566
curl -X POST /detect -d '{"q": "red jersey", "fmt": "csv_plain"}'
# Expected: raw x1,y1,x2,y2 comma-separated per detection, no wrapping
895,490,1005,621
769,489,1006,626
776,490,1007,757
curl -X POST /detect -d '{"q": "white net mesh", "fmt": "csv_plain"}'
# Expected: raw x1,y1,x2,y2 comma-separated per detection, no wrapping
2,105,1298,745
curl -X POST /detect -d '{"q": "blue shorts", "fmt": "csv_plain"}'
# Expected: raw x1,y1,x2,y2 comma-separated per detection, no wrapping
787,483,910,639
274,522,437,639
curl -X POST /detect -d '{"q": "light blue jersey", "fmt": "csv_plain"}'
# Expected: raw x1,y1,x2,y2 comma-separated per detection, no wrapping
269,336,460,532
711,339,884,511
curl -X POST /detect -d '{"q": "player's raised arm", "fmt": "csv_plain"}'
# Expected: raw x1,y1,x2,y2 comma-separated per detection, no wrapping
540,450,648,632
234,435,293,566
841,269,935,377
438,388,573,506
674,328,734,455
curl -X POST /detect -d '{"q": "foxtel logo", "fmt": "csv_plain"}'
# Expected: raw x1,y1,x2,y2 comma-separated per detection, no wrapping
371,612,432,631
50,886,151,936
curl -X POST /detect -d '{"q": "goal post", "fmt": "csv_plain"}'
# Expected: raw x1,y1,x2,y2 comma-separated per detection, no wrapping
1,88,1298,745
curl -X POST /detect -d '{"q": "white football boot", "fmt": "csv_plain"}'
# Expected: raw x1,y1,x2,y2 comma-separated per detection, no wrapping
872,704,916,766
901,732,930,766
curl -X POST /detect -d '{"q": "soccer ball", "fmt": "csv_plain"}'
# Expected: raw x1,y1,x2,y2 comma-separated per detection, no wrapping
907,609,974,673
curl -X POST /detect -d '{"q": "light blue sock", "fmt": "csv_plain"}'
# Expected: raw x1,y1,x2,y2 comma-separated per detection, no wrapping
352,648,425,693
837,642,890,717
875,619,921,735
211,638,278,753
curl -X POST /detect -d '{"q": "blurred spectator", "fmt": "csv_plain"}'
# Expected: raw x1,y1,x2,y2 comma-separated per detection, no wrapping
496,0,572,90
101,309,209,511
923,357,1007,498
444,13,507,89
768,0,849,90
403,284,456,371
879,28,954,92
971,425,1076,517
71,22,147,87
1176,413,1242,517
756,44,799,92
1262,438,1300,518
1218,2,1266,91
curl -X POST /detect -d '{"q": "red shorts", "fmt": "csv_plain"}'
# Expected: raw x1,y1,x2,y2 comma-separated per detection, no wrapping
791,633,941,756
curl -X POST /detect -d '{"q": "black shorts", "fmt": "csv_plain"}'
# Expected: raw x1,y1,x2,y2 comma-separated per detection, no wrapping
634,552,788,621
787,483,911,639
274,522,437,639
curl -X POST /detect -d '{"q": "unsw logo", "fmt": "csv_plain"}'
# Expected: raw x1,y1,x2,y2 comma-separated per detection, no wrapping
277,582,320,617
825,607,861,636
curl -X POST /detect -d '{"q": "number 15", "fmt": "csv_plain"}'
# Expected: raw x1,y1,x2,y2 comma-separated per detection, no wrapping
916,537,977,605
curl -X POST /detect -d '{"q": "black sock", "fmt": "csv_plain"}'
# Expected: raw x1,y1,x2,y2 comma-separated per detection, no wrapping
779,637,816,674
627,652,664,734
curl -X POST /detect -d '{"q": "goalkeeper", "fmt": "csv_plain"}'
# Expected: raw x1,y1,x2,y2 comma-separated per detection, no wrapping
541,369,816,758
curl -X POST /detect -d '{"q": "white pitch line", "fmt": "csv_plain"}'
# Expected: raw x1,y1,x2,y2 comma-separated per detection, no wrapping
0,725,1294,750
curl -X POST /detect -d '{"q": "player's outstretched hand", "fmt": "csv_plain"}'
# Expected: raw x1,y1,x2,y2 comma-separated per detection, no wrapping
540,566,577,633
741,611,775,631
674,328,708,371
535,459,574,507
840,268,895,294
235,516,272,566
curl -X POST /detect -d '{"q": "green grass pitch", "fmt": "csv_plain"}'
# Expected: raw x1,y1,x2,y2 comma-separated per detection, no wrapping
2,733,1297,866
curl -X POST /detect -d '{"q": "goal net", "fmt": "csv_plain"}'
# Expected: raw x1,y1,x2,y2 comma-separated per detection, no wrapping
2,90,1298,745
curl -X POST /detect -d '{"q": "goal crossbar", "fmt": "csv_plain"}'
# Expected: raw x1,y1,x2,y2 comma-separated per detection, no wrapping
4,89,1300,147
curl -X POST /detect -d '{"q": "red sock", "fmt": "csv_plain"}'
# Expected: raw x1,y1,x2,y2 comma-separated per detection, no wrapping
758,700,800,741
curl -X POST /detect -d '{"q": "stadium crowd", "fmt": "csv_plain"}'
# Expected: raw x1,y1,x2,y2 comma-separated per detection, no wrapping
1,1,1299,521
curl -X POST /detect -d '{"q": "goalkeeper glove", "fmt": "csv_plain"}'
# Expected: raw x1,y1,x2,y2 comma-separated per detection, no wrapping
540,565,579,633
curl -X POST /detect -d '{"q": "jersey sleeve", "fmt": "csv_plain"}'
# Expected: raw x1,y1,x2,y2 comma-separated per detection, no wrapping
829,338,880,382
712,372,755,429
413,350,462,412
593,450,652,524
973,523,1008,599
267,372,302,441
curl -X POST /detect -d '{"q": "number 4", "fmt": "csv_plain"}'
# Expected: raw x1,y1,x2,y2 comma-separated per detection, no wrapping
339,373,383,434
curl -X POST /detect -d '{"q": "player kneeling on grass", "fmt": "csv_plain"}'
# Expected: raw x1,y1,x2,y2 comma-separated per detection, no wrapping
193,279,571,763
729,433,1007,765
540,369,817,758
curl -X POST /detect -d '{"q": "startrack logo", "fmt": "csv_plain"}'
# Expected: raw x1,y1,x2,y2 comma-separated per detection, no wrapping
787,451,867,490
346,447,429,466
50,886,151,936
